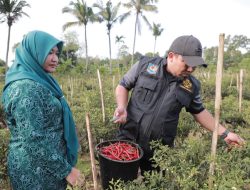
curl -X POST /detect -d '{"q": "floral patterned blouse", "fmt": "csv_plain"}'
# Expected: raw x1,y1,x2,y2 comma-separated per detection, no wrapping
2,79,72,190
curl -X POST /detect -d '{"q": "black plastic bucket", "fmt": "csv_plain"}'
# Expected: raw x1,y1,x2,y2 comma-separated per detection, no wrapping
96,140,143,190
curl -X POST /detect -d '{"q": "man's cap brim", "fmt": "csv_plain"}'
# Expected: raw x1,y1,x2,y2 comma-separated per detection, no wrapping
183,56,207,67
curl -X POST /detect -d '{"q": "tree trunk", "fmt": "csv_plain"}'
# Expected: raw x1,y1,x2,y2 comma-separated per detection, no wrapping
108,30,112,74
84,25,89,72
131,13,139,67
5,25,11,72
153,36,157,56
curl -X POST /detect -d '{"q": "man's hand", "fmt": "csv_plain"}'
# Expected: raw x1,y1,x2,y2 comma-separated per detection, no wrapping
112,107,127,124
224,132,246,151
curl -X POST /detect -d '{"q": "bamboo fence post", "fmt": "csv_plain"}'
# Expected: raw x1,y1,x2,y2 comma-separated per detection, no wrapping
239,69,243,112
208,33,225,189
70,77,74,105
66,76,70,105
85,113,99,190
66,83,69,104
97,69,105,123
112,75,115,95
236,73,239,91
229,74,233,87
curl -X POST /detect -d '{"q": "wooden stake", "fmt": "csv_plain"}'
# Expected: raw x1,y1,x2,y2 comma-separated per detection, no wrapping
112,75,115,95
97,69,105,123
239,69,243,112
70,77,74,106
229,74,233,87
208,33,224,189
86,113,99,190
236,74,239,91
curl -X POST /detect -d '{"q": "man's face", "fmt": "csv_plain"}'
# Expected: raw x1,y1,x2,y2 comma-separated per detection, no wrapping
167,52,196,77
43,46,59,73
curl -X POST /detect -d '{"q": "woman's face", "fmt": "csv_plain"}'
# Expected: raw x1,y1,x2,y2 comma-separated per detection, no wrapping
43,46,59,73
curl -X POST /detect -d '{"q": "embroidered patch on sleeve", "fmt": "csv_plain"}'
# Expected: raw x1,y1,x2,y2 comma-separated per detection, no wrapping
146,63,159,75
180,78,193,93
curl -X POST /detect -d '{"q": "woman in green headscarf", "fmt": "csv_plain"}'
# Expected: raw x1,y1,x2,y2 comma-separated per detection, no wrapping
2,30,84,189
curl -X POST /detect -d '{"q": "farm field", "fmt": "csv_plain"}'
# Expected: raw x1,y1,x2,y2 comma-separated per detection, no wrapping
0,67,249,190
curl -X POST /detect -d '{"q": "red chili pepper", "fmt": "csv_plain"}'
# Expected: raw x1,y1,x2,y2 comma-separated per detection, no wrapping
99,142,140,161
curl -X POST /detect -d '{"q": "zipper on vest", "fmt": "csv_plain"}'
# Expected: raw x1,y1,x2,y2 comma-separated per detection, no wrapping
143,78,168,138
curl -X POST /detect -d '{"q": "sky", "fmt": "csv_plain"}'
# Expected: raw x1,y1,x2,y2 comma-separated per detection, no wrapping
0,0,250,66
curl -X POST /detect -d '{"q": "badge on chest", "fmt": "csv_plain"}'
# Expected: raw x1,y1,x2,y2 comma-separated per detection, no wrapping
180,78,193,93
146,63,159,75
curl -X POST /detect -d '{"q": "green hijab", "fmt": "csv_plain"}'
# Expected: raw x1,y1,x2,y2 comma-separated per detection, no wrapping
3,30,79,166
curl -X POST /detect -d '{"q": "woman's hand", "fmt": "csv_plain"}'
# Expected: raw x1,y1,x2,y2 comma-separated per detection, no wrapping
66,167,85,187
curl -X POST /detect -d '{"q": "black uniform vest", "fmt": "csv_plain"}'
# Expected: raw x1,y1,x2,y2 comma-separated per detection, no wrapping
124,56,200,148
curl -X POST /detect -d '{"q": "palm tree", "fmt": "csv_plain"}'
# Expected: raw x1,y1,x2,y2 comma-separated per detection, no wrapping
151,22,163,56
93,0,127,74
115,35,125,71
122,0,158,66
62,0,97,72
0,0,30,71
115,35,125,58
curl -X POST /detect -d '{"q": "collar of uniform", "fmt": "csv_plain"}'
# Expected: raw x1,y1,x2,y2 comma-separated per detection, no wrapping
165,58,178,83
163,57,168,66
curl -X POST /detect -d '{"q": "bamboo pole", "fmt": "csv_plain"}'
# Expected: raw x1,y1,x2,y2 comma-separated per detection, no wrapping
97,69,105,123
70,77,74,105
85,113,99,190
229,74,233,87
236,74,239,91
66,84,69,104
239,69,243,112
208,33,224,189
112,75,115,95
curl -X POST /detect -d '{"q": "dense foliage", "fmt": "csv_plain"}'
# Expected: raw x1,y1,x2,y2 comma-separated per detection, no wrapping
0,54,250,189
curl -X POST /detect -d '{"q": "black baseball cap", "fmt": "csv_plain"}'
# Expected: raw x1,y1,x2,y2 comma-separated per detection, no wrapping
168,35,207,67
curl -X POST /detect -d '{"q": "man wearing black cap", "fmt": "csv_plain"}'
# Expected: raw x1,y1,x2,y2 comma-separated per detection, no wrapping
112,35,245,174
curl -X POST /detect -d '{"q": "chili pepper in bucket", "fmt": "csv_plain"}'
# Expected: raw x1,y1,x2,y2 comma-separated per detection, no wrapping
99,142,140,161
95,140,144,190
